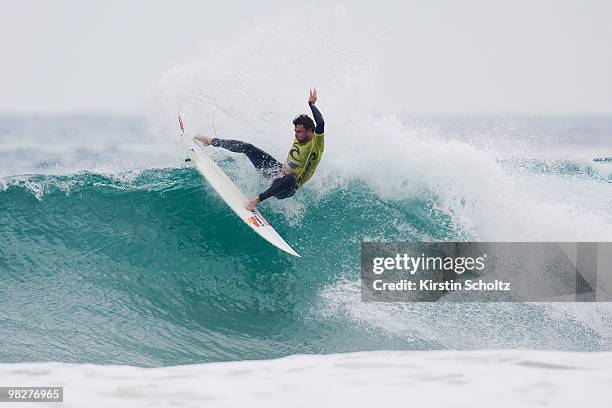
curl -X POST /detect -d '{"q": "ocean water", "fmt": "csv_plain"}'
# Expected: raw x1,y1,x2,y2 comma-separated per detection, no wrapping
2,8,612,405
1,113,612,370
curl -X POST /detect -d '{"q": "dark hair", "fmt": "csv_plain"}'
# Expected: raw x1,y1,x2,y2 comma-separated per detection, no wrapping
293,114,315,131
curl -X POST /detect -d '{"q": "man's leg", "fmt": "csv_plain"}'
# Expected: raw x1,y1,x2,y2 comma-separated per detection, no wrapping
211,138,282,177
258,173,297,202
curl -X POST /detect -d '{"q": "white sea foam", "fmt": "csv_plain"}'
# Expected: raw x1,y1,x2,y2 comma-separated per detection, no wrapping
147,7,612,240
316,277,612,351
1,350,610,407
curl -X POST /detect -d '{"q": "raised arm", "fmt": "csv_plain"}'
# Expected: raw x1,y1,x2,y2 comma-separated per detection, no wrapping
308,88,324,134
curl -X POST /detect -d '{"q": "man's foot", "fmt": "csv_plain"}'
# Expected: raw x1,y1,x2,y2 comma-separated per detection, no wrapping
193,134,213,146
246,196,261,211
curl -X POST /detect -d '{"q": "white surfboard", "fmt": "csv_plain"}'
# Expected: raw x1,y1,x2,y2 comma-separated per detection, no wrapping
186,145,300,257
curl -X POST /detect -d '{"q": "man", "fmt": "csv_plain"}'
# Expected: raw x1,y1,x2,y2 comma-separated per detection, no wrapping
193,89,325,211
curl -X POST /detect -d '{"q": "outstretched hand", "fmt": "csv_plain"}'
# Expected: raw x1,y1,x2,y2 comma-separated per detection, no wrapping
308,88,317,104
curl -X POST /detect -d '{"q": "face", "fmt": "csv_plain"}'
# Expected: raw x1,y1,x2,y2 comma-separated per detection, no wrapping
294,125,314,143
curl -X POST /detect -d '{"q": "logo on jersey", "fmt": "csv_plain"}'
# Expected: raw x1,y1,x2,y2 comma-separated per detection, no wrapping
289,145,301,161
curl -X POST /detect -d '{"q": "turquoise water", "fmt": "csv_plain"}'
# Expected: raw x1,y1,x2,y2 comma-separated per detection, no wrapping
2,151,611,366
0,169,443,365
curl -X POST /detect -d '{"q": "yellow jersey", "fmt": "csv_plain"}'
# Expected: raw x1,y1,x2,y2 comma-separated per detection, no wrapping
284,132,325,189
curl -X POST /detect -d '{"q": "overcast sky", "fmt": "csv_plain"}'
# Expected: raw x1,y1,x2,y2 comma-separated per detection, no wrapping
1,0,610,115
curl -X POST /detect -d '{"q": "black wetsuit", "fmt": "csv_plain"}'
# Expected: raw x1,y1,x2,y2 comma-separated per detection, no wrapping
211,102,324,202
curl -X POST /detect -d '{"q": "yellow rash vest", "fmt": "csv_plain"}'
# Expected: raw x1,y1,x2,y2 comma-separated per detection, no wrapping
285,132,324,190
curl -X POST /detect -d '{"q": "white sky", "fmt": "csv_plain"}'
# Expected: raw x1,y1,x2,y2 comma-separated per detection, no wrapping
1,0,610,115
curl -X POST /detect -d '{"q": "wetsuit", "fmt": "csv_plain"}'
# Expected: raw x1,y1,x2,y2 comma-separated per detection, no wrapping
211,101,325,202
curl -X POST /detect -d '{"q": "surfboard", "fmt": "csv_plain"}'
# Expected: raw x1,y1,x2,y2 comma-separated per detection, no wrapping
179,116,300,257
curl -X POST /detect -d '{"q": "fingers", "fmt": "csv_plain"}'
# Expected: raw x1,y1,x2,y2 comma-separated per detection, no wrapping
308,88,318,102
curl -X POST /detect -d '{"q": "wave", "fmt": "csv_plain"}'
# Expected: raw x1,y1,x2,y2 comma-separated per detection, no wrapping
0,168,450,366
1,167,611,366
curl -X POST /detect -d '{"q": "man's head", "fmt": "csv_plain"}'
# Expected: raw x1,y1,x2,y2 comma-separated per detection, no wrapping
293,114,315,143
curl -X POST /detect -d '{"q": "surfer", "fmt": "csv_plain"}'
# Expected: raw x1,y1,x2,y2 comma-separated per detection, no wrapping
194,89,325,211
